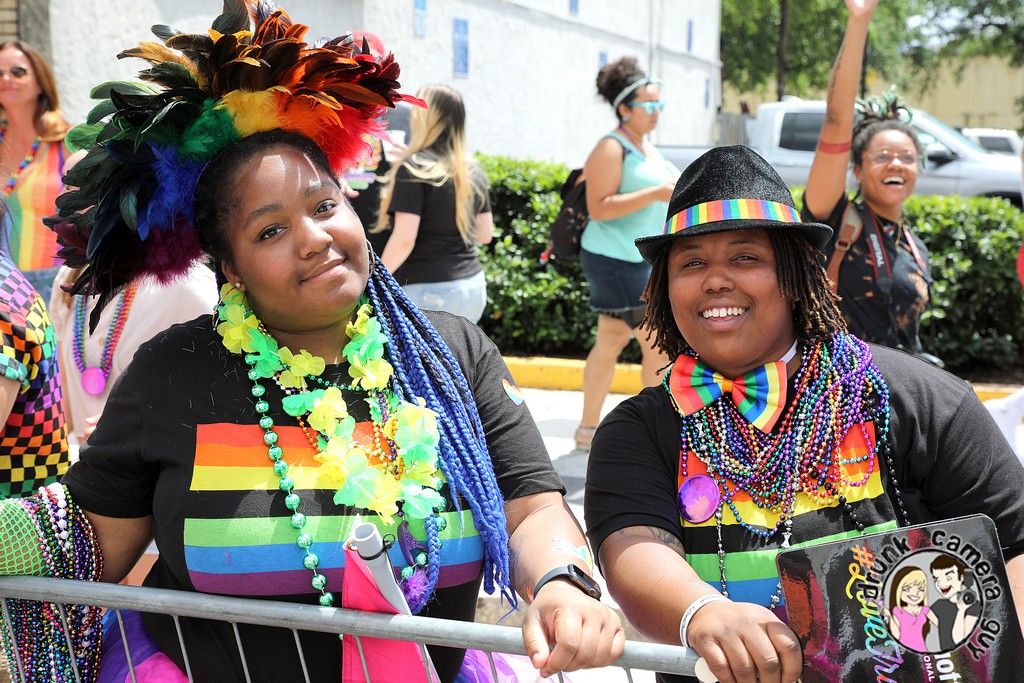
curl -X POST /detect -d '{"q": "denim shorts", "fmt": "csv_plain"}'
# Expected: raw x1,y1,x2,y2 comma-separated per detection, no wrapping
402,270,487,324
580,249,650,328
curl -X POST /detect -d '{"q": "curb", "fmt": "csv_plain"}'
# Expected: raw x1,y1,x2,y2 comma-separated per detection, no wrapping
504,356,1019,402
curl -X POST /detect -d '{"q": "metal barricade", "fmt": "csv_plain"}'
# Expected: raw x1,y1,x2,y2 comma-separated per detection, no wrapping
0,576,700,682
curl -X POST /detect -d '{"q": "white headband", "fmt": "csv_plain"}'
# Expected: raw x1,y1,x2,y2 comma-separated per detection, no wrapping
611,75,661,109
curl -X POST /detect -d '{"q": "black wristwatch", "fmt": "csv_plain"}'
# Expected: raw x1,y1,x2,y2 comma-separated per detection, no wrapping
533,564,602,600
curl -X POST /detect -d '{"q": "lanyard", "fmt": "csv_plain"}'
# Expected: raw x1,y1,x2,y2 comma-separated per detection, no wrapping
865,211,929,296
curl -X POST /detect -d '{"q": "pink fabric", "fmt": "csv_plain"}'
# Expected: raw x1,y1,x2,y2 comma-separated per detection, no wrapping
129,654,191,682
893,605,931,651
341,547,433,683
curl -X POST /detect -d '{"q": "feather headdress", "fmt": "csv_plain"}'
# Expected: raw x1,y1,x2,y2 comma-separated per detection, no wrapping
46,0,422,326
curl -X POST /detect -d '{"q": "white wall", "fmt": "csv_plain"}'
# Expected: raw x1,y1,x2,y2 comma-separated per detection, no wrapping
47,0,720,167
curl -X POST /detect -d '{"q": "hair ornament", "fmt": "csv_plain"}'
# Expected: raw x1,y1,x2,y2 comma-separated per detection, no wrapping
611,75,660,109
855,85,913,125
45,0,423,329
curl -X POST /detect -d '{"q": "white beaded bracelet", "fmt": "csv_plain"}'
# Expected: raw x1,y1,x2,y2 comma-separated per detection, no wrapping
679,593,730,648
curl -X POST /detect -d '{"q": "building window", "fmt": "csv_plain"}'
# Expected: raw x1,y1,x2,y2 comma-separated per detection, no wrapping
453,18,469,78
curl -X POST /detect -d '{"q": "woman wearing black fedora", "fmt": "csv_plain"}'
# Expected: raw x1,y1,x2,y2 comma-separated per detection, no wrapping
584,145,1024,682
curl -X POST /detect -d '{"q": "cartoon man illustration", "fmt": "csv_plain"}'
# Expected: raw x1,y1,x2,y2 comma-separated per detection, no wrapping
930,554,982,650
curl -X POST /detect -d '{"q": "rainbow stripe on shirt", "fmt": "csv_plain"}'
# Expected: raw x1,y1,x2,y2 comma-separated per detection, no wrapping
183,422,484,596
678,421,898,607
5,141,65,271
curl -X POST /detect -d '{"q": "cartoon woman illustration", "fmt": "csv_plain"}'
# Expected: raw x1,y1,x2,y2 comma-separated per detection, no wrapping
887,566,939,651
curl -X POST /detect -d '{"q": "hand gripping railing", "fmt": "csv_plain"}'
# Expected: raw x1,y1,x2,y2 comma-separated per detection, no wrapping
0,576,700,682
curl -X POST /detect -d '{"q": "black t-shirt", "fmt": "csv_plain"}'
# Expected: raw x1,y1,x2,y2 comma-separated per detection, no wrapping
63,310,562,683
349,140,394,257
931,597,984,651
801,194,931,350
386,159,491,286
350,105,413,257
585,341,1024,683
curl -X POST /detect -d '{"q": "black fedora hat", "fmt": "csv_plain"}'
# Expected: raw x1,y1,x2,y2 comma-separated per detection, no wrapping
635,145,833,263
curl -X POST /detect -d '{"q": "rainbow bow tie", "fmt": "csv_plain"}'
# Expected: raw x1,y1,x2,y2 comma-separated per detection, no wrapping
667,355,788,432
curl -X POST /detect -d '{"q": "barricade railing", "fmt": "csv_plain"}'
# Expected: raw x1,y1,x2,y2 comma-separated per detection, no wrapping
0,576,700,682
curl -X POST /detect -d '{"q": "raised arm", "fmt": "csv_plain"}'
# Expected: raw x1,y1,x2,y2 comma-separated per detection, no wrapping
804,0,877,220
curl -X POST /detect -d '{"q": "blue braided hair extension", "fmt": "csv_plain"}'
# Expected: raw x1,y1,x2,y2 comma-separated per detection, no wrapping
364,251,516,610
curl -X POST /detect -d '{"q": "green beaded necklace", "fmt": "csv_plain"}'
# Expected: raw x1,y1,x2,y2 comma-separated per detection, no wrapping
216,284,445,607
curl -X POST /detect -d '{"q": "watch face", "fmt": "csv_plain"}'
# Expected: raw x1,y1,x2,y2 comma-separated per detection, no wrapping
569,565,602,598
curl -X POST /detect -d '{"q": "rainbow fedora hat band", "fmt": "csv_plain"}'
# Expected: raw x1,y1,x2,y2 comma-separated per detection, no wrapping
664,199,801,235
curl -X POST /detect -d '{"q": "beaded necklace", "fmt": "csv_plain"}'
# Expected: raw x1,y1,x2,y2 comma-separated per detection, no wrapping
215,284,445,610
0,121,43,196
72,283,138,396
671,333,909,607
0,484,103,683
616,124,645,153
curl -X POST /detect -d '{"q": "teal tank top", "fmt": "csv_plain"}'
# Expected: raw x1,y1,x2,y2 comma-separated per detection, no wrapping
580,132,680,263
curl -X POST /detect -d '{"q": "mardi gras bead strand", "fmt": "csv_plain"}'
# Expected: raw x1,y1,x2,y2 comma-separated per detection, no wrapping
219,287,446,611
72,283,138,396
0,122,43,196
1,485,103,683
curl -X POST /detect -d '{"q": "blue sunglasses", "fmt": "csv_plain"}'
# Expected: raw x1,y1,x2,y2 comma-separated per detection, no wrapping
629,100,665,114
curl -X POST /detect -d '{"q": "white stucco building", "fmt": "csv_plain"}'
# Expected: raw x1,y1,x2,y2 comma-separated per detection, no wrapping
20,0,721,166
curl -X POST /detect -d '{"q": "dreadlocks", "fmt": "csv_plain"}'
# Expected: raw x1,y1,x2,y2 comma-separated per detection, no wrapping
852,87,922,169
640,230,846,358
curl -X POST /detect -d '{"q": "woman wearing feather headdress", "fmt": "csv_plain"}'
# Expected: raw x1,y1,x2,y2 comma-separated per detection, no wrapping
0,3,624,682
802,0,936,362
0,40,71,300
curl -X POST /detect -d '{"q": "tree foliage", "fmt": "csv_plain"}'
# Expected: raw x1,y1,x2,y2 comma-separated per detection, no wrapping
719,0,1024,100
914,1,1024,67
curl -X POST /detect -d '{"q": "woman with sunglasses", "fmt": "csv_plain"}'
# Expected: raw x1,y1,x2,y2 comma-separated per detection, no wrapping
574,56,678,451
802,0,933,356
0,41,71,301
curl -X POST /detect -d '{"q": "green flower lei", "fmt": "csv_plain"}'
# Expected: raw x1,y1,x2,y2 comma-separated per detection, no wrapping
215,284,445,524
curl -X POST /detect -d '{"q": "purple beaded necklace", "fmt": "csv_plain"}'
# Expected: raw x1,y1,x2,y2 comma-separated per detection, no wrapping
673,333,909,607
72,283,138,396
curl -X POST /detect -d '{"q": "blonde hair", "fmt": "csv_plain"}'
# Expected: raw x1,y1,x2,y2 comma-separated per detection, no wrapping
0,40,71,143
375,84,484,244
893,568,927,607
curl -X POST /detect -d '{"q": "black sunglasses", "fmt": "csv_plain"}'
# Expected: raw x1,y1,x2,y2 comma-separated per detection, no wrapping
0,66,31,80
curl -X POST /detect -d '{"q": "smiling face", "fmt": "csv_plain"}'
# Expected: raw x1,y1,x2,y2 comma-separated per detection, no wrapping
219,144,369,337
853,129,919,218
0,46,41,113
667,228,796,378
899,575,927,607
932,566,965,599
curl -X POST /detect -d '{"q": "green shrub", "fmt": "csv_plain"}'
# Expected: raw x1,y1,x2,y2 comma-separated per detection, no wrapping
906,195,1024,374
479,158,1024,377
476,154,597,356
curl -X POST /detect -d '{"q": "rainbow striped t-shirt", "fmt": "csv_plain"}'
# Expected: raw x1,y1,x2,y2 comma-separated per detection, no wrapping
4,140,65,272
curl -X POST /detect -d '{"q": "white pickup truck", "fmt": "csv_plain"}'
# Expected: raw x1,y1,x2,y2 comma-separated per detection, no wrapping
660,100,1023,206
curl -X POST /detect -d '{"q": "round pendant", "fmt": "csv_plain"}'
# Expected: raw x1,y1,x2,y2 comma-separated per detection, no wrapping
676,474,720,524
81,367,107,396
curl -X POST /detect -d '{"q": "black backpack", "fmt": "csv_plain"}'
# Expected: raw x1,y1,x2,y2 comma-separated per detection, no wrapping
541,168,587,264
